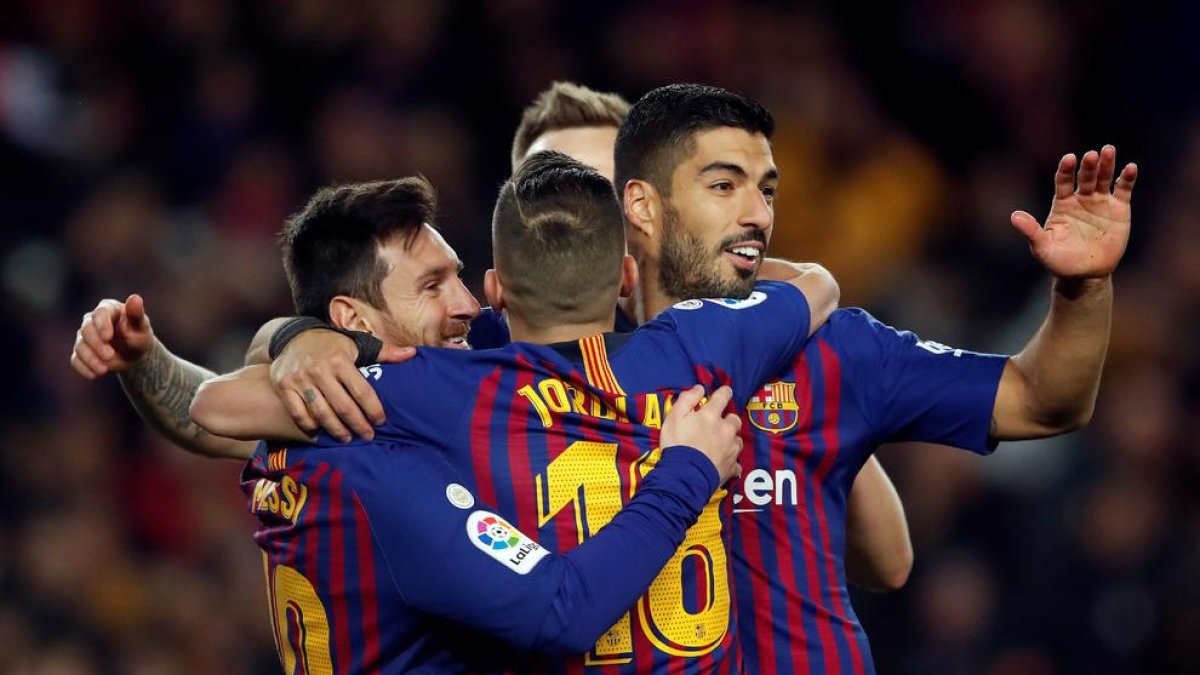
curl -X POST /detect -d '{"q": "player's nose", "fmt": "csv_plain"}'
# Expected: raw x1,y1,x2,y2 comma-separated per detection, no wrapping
738,189,773,233
448,277,482,321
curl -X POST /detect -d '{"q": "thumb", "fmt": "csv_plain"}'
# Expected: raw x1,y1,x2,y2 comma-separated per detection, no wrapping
377,344,417,363
124,294,146,328
1009,211,1043,243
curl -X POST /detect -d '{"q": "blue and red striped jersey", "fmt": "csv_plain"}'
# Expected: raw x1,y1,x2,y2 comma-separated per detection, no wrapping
728,308,1007,675
245,281,813,673
242,434,723,673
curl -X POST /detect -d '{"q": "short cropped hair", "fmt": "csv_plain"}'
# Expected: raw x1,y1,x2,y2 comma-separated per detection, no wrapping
613,83,774,197
510,82,631,171
281,178,437,321
492,151,626,328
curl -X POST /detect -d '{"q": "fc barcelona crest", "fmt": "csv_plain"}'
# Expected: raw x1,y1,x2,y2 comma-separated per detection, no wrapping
747,381,800,434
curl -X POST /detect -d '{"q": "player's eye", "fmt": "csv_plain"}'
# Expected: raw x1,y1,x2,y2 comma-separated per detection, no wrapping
761,186,777,203
711,181,734,194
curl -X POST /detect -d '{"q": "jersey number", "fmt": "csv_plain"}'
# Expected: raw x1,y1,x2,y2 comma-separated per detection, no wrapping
535,441,729,664
264,556,334,675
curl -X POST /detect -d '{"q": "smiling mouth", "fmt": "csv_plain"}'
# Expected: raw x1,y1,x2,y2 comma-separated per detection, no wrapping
722,243,763,272
442,334,469,349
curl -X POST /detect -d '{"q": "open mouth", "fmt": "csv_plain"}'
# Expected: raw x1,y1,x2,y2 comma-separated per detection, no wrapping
722,243,764,272
442,335,469,349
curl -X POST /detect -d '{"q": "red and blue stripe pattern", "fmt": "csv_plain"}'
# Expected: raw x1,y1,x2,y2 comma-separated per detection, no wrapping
462,349,742,674
731,339,876,675
246,455,389,674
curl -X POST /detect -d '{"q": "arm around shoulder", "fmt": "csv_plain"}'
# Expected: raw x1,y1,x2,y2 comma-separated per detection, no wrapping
760,258,839,335
191,365,312,443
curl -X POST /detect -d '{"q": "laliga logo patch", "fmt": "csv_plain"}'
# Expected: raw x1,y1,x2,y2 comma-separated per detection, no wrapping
466,511,549,574
746,381,801,434
704,290,767,310
445,483,475,510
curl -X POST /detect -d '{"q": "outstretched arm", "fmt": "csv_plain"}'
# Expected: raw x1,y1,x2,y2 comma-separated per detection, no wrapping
993,146,1137,439
844,456,912,591
70,294,254,460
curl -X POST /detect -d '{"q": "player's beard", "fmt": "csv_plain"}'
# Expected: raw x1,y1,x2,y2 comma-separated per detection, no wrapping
659,202,758,301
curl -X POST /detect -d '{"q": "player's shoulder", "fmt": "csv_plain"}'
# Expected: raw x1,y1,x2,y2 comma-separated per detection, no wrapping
652,280,803,327
297,436,448,477
824,307,894,337
371,345,502,382
467,308,511,349
821,307,969,364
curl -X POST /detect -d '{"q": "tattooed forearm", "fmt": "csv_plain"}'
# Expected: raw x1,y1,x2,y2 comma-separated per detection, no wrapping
117,340,255,459
122,340,214,439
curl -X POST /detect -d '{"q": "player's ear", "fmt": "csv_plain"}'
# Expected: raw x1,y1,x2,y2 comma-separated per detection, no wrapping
618,254,639,298
624,179,659,242
483,268,505,311
328,295,375,333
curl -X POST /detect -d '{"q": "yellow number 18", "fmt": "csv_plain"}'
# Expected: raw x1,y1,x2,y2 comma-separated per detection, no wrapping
535,441,730,664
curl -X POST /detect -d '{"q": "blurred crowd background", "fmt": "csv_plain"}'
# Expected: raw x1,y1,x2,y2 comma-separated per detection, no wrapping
1,0,1197,673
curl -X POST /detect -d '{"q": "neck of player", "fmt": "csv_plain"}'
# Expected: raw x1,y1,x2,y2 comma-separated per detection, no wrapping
620,258,677,326
507,316,617,346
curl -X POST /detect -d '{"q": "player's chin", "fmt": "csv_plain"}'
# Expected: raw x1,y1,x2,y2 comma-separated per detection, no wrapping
724,269,757,296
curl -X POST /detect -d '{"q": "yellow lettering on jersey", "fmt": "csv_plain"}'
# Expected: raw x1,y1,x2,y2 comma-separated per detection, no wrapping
280,476,308,522
613,395,629,422
517,385,552,428
590,394,617,421
539,379,572,414
251,477,309,526
641,395,661,429
267,481,281,512
567,386,587,415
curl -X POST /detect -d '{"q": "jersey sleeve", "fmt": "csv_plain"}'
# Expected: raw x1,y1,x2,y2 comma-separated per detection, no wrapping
657,280,812,403
347,441,719,653
834,309,1008,454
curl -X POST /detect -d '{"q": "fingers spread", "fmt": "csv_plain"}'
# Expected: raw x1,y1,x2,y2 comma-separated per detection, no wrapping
1114,162,1138,204
1055,153,1077,200
1076,150,1100,195
1009,210,1043,243
1095,144,1117,192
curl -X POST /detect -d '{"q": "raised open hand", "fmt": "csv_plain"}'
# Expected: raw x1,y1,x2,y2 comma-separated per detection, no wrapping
1010,145,1137,280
